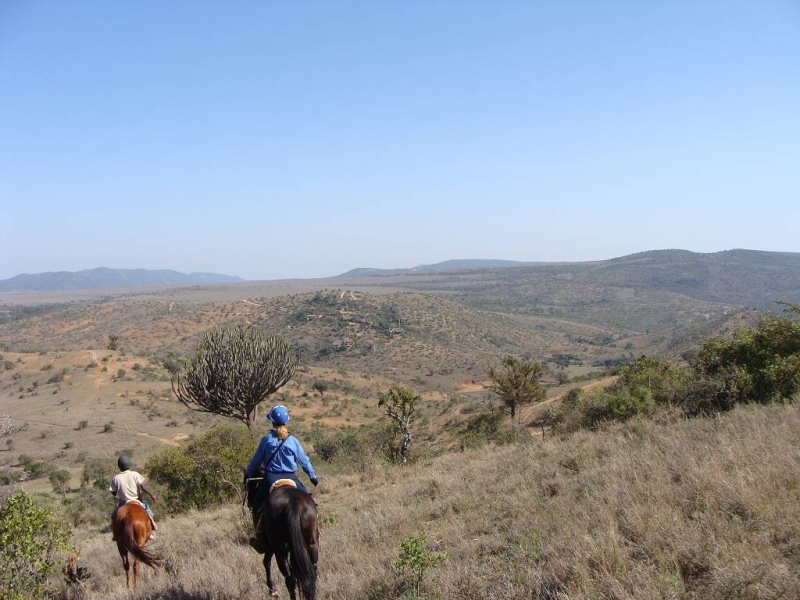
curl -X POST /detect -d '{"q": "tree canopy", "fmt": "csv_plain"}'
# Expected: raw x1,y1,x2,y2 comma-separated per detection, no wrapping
487,355,545,424
378,385,419,464
172,325,299,430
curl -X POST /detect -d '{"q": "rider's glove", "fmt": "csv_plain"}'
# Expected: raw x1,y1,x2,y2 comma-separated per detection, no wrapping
310,478,319,487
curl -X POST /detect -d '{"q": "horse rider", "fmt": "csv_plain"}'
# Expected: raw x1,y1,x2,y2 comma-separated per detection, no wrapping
245,404,318,553
110,456,158,538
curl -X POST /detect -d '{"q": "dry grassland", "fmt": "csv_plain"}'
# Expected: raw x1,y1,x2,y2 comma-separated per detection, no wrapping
71,402,799,599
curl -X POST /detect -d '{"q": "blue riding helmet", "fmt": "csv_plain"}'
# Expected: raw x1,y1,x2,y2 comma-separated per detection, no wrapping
118,456,131,471
267,405,290,425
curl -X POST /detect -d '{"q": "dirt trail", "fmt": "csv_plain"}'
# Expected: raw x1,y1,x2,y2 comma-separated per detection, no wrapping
124,423,180,447
522,376,617,436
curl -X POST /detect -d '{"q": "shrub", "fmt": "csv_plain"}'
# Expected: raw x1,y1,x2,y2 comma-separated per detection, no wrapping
0,491,73,599
146,423,255,513
49,469,71,498
615,356,688,405
82,457,116,490
691,303,800,412
393,533,448,597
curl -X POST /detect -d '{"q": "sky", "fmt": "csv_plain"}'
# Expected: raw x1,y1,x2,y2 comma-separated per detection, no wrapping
1,1,799,281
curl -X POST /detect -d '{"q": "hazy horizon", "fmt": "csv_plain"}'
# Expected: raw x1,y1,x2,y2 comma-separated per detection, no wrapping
2,2,798,280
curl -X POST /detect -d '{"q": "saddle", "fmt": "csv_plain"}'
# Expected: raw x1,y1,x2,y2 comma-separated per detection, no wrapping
269,478,297,494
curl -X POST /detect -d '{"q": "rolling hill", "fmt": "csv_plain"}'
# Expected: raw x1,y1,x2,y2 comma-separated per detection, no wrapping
0,267,244,292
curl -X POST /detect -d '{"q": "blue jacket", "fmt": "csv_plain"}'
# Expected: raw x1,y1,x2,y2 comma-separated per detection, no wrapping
245,430,317,480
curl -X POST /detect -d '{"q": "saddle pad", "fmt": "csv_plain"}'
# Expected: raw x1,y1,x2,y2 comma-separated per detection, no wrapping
269,479,298,494
124,499,144,507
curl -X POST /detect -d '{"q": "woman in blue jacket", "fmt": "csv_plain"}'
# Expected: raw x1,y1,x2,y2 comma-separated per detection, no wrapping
245,404,318,552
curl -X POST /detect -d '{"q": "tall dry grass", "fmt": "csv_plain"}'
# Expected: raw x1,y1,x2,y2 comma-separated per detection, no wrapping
72,403,799,599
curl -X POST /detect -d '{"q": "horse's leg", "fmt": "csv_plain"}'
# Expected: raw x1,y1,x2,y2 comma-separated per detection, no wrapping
133,557,140,589
263,551,279,598
119,547,130,588
275,551,296,600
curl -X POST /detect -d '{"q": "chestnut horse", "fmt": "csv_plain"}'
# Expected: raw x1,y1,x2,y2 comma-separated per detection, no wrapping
247,478,319,599
111,502,161,588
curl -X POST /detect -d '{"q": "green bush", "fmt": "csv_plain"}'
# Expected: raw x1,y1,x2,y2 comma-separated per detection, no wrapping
0,490,73,599
691,303,800,411
146,423,255,513
82,456,116,490
615,356,688,405
393,533,448,597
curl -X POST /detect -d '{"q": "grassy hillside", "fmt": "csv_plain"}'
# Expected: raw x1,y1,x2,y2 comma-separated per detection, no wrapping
345,249,800,312
0,286,747,395
70,402,800,599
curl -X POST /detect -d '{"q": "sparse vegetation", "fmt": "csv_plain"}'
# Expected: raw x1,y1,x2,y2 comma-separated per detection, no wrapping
0,268,798,599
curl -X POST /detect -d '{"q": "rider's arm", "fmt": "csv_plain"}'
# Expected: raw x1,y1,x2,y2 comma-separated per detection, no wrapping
291,438,317,481
245,436,268,478
140,481,158,503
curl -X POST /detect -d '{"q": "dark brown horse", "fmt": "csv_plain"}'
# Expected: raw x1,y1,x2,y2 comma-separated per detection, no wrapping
247,478,319,599
111,502,161,588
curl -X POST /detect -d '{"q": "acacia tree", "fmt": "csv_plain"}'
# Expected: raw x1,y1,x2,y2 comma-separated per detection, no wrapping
172,325,299,432
487,355,545,425
378,385,418,464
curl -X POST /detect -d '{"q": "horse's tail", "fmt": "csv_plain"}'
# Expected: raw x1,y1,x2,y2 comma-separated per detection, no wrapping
287,500,316,600
123,518,161,571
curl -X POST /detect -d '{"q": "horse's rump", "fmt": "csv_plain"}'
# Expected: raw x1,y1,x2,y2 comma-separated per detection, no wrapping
113,503,160,571
264,487,319,599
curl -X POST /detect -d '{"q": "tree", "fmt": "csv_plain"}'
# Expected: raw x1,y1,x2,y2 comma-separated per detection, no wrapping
487,355,545,425
0,491,73,599
162,356,183,377
172,325,299,431
378,385,418,464
49,469,71,499
312,380,328,397
107,334,119,351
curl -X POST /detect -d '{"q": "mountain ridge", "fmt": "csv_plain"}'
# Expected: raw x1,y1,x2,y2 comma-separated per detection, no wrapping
0,267,244,292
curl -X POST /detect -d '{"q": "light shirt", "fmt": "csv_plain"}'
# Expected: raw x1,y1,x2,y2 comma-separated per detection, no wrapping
245,431,317,480
109,470,145,503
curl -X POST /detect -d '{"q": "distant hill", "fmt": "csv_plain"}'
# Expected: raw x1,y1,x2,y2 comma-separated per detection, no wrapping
0,267,244,292
342,249,800,311
338,258,538,277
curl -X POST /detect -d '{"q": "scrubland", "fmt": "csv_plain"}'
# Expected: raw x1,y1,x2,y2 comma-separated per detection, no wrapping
72,402,799,599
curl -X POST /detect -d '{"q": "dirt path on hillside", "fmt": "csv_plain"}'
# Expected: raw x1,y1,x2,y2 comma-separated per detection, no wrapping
123,422,181,446
522,376,617,436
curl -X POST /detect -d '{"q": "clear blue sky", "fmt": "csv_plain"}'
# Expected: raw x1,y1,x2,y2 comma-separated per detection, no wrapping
2,1,799,280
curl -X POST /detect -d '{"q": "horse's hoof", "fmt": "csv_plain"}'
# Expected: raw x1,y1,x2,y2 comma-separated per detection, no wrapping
269,590,279,598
